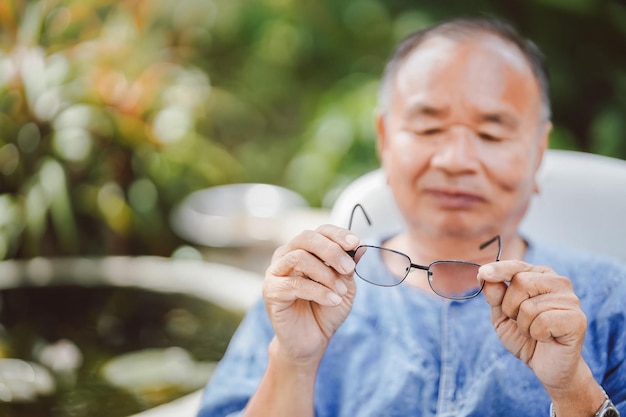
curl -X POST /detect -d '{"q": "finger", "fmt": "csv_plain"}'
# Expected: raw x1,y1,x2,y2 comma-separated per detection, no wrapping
264,273,345,307
281,228,360,275
316,224,361,251
501,271,573,320
283,226,360,253
527,308,587,345
269,249,349,295
515,292,583,339
481,280,508,308
488,303,526,345
478,260,553,283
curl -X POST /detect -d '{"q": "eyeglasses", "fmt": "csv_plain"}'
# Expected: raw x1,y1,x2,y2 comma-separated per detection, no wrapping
346,204,501,300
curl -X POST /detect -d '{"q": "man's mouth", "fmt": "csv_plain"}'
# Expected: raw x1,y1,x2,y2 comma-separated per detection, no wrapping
425,188,485,209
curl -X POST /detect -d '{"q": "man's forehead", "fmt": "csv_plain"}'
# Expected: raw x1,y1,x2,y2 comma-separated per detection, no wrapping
392,33,541,120
399,33,532,78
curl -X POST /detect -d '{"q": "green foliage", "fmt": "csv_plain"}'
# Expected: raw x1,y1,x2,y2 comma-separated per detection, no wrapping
0,0,242,258
0,0,625,258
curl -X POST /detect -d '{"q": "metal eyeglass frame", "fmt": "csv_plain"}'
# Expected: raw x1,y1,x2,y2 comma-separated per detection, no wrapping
346,203,502,300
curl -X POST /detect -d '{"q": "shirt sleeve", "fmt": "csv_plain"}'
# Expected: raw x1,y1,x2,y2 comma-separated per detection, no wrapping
196,299,274,417
585,259,626,415
601,282,626,415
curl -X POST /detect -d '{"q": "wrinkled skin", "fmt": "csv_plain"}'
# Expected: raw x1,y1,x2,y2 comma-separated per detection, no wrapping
263,225,360,364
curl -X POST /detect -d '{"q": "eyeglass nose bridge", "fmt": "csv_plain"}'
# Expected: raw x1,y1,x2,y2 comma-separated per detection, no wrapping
409,262,430,275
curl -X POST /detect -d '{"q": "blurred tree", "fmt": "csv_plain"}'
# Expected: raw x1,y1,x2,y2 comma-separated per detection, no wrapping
0,0,624,258
0,0,242,258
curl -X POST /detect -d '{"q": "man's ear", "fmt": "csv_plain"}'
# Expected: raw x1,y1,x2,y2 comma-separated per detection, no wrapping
534,120,552,193
376,112,387,161
536,120,551,167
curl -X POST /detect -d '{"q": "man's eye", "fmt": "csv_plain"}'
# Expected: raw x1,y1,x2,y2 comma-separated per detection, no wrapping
478,132,500,142
421,129,442,136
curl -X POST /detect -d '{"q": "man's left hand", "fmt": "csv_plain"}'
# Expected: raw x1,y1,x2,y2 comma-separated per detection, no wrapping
478,260,588,390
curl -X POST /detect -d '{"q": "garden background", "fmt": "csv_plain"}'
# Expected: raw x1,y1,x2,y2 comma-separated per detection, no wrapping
1,0,625,260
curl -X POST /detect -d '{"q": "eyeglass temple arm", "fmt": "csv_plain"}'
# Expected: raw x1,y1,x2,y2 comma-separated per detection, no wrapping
348,203,372,231
346,204,372,260
479,235,502,261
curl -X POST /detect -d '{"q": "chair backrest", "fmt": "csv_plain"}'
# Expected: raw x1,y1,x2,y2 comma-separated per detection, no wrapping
330,150,626,261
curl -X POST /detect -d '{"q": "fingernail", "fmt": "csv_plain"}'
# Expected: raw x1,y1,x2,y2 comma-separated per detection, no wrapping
335,279,348,296
345,234,359,246
340,256,355,274
328,292,343,305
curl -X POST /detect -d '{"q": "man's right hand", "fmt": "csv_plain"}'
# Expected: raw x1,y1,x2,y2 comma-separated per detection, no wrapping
262,225,361,366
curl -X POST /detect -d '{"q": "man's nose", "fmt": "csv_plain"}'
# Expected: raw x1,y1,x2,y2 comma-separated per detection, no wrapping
430,126,480,174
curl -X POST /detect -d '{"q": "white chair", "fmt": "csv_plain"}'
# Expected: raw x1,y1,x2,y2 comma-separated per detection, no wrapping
330,150,626,262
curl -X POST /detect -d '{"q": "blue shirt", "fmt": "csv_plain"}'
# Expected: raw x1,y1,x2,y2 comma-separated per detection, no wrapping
198,240,626,416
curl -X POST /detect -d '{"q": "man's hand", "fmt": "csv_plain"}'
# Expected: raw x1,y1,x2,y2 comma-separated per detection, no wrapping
263,225,360,365
478,260,586,387
244,226,360,417
478,260,606,416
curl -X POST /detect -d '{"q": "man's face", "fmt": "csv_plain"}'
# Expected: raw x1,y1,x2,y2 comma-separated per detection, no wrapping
379,34,550,239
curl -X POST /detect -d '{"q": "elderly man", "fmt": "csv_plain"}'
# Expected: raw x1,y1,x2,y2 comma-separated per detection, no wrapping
198,17,625,417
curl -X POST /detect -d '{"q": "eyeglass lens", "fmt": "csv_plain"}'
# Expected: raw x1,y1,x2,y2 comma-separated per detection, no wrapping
428,260,484,299
353,246,409,287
